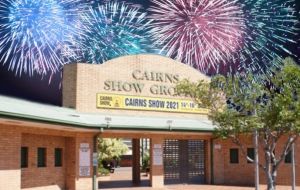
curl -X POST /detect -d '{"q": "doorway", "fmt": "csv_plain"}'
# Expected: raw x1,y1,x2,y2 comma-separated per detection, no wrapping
98,138,150,189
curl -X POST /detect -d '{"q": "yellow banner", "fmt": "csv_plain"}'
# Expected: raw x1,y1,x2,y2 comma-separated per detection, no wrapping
96,93,208,114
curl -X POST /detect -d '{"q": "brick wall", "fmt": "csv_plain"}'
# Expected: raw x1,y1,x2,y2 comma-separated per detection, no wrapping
65,137,76,190
0,126,21,190
20,131,96,190
0,122,97,190
62,54,210,120
62,64,77,109
119,155,132,167
21,133,66,190
213,136,300,186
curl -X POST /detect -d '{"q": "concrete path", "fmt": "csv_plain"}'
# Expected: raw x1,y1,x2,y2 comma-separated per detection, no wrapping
98,167,299,190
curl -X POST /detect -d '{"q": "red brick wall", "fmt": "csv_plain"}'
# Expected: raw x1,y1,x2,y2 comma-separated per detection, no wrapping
120,155,132,167
213,136,300,186
65,137,76,190
0,126,21,190
21,133,66,189
0,122,97,190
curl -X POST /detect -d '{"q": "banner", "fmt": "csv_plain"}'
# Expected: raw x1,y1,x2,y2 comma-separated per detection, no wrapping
96,93,208,114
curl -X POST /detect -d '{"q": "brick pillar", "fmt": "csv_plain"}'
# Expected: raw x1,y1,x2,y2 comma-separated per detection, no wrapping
0,126,21,190
66,137,76,190
76,135,94,190
213,139,225,184
132,139,141,184
66,134,95,190
205,139,212,184
150,137,164,188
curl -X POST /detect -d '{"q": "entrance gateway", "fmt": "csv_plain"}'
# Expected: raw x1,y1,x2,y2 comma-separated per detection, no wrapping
63,54,214,189
0,54,215,190
0,54,299,190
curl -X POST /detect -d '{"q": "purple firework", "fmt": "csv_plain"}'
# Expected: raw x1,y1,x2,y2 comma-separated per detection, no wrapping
148,0,246,72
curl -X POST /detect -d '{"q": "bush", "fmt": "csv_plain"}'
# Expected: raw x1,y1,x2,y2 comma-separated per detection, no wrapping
98,167,110,176
142,153,150,171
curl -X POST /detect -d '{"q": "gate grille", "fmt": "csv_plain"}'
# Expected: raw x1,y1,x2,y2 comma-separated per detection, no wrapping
163,140,205,184
188,140,205,183
163,140,180,183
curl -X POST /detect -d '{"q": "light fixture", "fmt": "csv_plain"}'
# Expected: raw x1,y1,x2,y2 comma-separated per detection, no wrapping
105,117,112,128
167,120,173,131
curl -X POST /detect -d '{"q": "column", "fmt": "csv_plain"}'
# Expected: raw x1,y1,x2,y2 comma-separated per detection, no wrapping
65,137,76,190
132,138,141,184
74,134,95,190
205,139,212,184
150,137,164,188
212,139,225,184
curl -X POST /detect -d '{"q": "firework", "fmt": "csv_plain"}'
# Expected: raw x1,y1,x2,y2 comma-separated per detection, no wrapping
237,0,299,76
148,0,299,75
74,1,152,64
0,0,83,76
148,0,246,72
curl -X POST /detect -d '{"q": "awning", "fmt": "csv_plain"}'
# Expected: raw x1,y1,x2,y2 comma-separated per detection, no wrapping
0,95,215,132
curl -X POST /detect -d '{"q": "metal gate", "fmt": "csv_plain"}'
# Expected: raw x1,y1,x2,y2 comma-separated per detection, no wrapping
163,140,206,184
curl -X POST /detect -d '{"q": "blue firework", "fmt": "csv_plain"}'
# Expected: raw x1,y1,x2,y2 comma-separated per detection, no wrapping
74,1,153,64
0,0,82,76
234,0,299,76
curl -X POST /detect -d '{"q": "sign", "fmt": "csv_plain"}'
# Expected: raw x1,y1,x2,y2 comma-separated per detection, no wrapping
79,143,90,176
103,70,180,96
97,93,209,114
93,153,98,167
153,144,163,166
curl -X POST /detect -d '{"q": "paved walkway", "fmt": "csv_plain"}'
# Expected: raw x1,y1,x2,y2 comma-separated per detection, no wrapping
98,167,299,190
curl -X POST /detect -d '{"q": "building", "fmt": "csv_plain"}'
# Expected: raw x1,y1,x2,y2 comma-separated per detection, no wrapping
0,54,299,190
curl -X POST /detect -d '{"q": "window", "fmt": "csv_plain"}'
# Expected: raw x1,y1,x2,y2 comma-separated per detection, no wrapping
37,148,46,167
55,148,63,167
247,148,254,163
230,148,239,164
285,150,292,163
21,147,28,168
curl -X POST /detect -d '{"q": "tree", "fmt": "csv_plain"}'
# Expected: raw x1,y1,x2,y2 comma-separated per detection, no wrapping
98,138,128,167
176,58,300,190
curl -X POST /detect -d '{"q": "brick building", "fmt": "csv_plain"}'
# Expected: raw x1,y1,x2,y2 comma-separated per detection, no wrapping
0,54,298,190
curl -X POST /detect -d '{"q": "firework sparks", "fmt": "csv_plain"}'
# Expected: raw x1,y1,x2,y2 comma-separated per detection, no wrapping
148,0,299,75
237,0,299,76
74,1,152,64
0,0,83,76
148,0,246,72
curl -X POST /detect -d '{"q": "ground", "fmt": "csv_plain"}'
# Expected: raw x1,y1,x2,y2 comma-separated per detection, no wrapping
98,167,299,190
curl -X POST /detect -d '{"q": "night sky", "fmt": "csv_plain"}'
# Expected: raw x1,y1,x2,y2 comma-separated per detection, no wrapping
0,0,299,106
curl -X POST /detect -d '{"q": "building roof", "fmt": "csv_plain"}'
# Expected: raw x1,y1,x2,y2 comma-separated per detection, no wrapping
0,95,215,132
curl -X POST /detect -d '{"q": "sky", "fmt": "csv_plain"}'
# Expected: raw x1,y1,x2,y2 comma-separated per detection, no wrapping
0,0,299,106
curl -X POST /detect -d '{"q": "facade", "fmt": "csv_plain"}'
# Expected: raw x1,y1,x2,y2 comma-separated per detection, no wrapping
0,54,299,190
